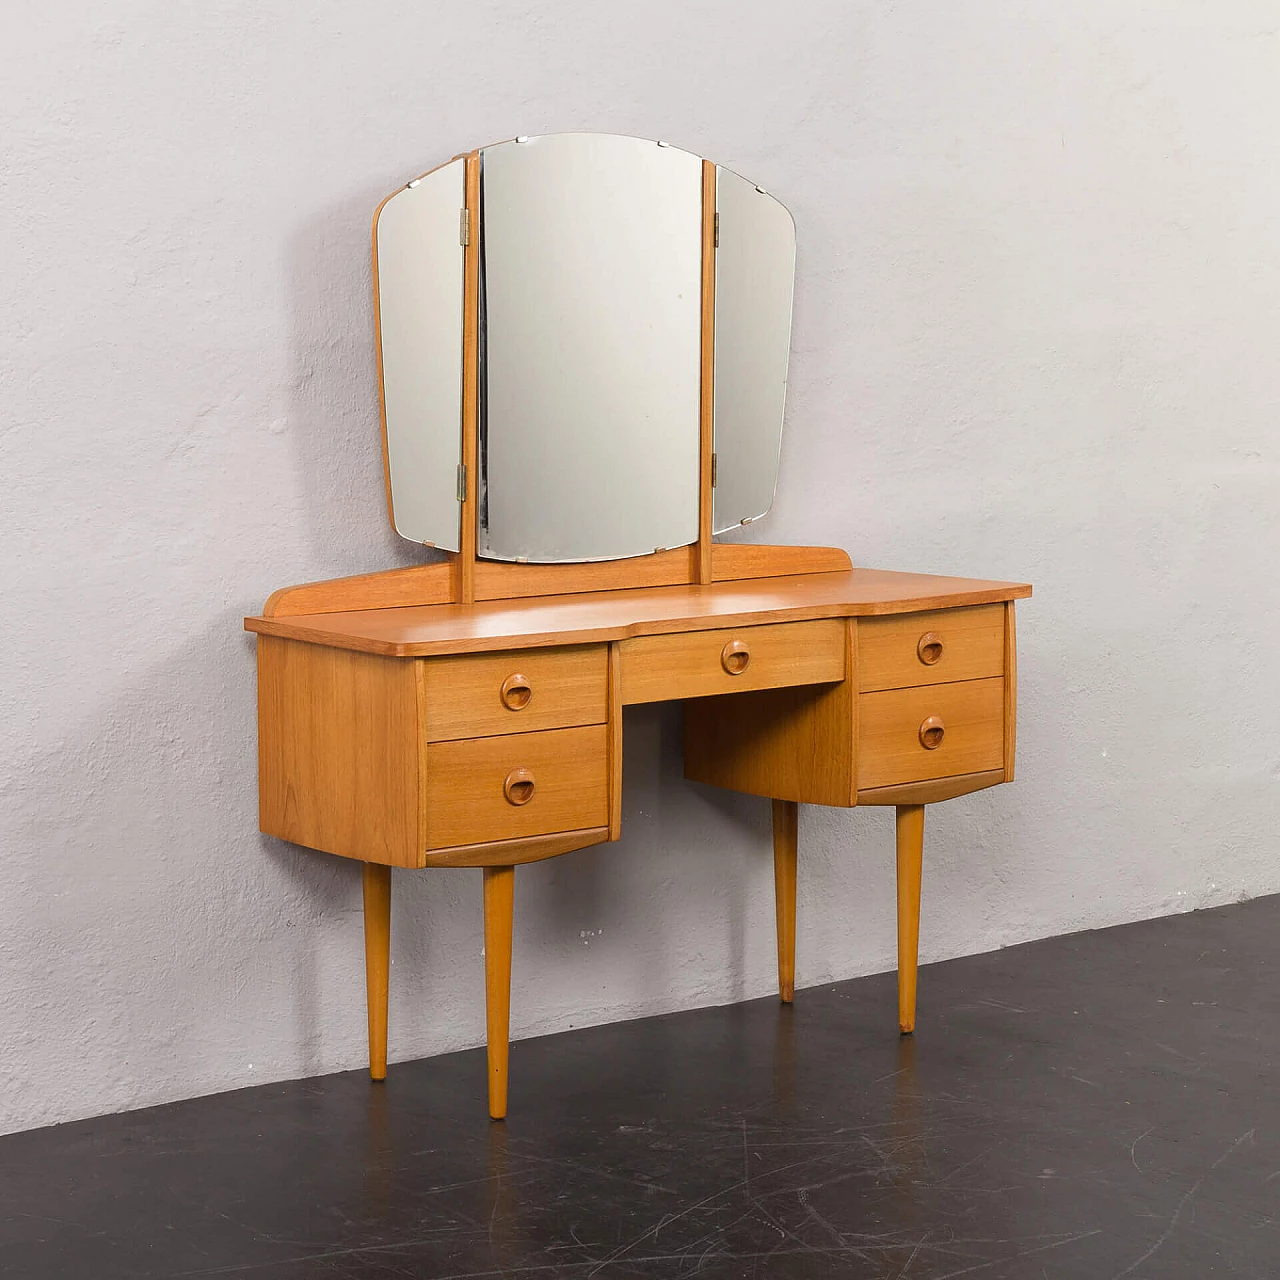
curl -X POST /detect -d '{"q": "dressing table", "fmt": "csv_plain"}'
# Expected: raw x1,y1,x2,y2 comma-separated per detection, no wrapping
245,134,1031,1119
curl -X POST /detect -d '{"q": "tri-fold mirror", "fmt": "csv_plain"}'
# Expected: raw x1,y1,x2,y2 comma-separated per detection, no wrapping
374,132,796,563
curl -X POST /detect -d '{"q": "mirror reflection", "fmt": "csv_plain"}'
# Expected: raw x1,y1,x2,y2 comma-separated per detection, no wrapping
480,134,702,562
712,167,796,533
374,134,798,564
374,158,466,549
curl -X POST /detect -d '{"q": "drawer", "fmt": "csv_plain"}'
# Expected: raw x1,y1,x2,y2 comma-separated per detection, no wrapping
618,619,845,705
858,677,1004,789
424,725,608,849
858,605,1005,692
421,644,607,741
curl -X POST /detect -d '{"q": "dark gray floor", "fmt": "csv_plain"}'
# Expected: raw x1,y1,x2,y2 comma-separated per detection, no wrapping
3,895,1278,1278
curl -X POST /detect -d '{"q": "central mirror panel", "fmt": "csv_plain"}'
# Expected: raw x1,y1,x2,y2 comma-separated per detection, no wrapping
479,134,703,562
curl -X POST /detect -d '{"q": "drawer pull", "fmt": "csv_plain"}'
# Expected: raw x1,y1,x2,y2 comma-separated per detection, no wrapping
503,768,536,806
500,673,533,711
916,632,944,666
918,716,946,750
720,640,751,676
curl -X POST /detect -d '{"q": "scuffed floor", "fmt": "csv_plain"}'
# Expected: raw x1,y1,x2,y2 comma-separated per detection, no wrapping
2,894,1277,1277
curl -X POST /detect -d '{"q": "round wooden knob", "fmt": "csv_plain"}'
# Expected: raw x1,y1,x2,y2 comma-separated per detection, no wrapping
917,632,944,666
721,640,751,675
503,768,536,806
500,674,532,711
918,716,946,750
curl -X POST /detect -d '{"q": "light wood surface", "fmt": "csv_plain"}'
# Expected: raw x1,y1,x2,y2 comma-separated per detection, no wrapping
257,636,422,866
857,677,1005,790
362,862,391,1080
712,543,851,583
247,569,1030,659
857,605,1005,692
607,644,623,840
856,769,1007,807
849,617,860,793
698,159,716,585
477,547,699,601
424,725,608,848
1004,601,1017,782
422,827,608,868
483,865,514,1120
684,616,856,806
421,644,607,741
618,618,844,704
261,543,855,619
896,804,925,1034
263,560,456,618
772,799,798,1002
459,152,480,604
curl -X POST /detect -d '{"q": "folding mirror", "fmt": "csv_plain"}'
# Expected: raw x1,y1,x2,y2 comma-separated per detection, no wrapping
374,133,796,562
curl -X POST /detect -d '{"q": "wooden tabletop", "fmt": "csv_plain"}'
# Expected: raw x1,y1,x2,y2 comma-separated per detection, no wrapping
244,568,1032,658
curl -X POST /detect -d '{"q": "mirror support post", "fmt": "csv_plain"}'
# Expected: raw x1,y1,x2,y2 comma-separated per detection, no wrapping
458,150,482,605
697,159,717,584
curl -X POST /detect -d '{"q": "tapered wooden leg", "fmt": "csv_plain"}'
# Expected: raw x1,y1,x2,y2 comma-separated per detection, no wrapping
895,804,925,1034
362,862,392,1081
483,865,515,1121
772,798,798,1003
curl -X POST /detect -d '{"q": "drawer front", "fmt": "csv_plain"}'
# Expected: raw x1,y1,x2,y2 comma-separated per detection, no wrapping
858,605,1005,692
421,644,607,742
424,725,608,849
858,677,1004,789
618,619,845,705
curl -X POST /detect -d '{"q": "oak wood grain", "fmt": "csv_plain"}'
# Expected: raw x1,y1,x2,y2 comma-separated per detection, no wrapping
607,643,623,840
421,645,607,741
698,159,716,585
263,560,456,618
857,678,1005,790
262,543,855,618
483,865,514,1120
257,636,422,866
896,804,925,1034
712,543,851,582
772,798,798,1002
856,769,1007,807
424,725,608,848
475,547,698,601
683,678,857,808
362,863,391,1079
421,827,609,868
618,618,844,704
459,152,481,604
247,570,1031,659
857,605,1005,692
1004,601,1017,782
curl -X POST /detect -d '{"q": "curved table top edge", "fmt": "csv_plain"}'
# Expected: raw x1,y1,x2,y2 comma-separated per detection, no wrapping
244,569,1032,658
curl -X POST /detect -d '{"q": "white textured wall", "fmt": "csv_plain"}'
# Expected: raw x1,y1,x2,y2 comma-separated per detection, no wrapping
3,1,1278,1135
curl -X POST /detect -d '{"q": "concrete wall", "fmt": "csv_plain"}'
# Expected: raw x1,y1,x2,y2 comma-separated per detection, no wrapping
3,1,1278,1134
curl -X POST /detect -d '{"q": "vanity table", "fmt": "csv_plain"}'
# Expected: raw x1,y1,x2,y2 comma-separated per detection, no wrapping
245,134,1030,1119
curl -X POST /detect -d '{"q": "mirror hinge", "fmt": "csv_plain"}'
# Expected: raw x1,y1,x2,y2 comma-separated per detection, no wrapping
460,209,470,246
456,463,467,502
710,452,718,488
713,212,719,248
